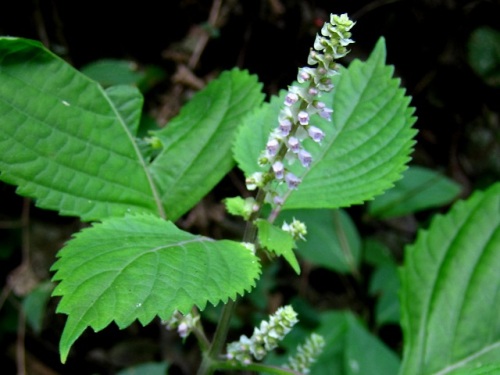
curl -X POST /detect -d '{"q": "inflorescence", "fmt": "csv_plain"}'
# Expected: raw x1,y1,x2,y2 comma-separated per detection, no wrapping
245,13,355,209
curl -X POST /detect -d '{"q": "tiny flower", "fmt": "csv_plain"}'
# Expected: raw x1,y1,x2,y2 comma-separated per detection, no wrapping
285,172,301,189
284,92,299,107
287,137,300,153
178,322,189,338
286,333,325,374
274,195,284,206
226,306,298,364
318,106,333,121
245,172,264,190
308,126,325,143
298,149,312,168
279,118,292,136
272,161,285,180
308,87,319,96
266,138,280,157
282,218,307,241
298,111,309,125
298,70,310,83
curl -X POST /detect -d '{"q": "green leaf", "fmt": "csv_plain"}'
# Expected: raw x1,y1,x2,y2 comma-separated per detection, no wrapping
310,311,400,375
81,59,146,87
255,219,300,274
0,37,162,221
149,69,264,221
278,209,361,274
368,166,461,219
51,214,261,362
117,361,168,375
399,183,500,375
105,85,144,136
224,196,255,220
468,27,500,87
22,281,54,334
369,263,400,326
234,37,416,210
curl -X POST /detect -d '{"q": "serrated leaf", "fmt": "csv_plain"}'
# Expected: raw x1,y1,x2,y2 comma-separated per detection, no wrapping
0,37,162,221
278,209,361,274
399,183,500,375
255,219,300,274
368,166,461,219
51,214,261,362
224,196,254,220
149,69,264,221
234,37,416,210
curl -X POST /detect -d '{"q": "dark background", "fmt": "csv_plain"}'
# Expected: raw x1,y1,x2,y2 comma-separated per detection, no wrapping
1,0,499,374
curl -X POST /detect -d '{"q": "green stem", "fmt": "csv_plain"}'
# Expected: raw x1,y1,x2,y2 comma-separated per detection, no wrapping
197,190,265,375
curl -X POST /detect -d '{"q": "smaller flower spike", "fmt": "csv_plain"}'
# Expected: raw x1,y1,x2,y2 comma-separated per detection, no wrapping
226,306,299,364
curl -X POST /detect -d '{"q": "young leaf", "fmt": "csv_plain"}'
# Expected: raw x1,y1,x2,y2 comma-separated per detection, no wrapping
149,69,264,221
234,37,417,210
368,166,461,219
0,38,162,221
400,183,500,375
255,219,300,274
51,214,261,363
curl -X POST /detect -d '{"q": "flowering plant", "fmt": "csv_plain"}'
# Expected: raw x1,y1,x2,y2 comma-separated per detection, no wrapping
1,9,498,375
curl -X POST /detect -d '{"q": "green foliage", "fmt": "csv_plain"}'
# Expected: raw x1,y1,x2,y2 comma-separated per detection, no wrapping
150,69,264,220
468,27,500,87
22,281,54,334
400,183,500,375
0,38,263,222
80,59,165,92
116,361,169,375
278,209,361,274
234,37,417,211
281,311,400,375
368,166,461,219
51,214,260,362
255,219,300,274
0,37,161,221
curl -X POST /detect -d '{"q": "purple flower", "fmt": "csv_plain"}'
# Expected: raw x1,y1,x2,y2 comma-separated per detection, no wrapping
279,118,292,136
287,137,300,153
298,111,309,125
308,126,325,143
284,92,299,107
272,161,285,180
285,173,301,189
266,139,279,157
308,88,319,97
273,195,284,206
298,150,312,168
